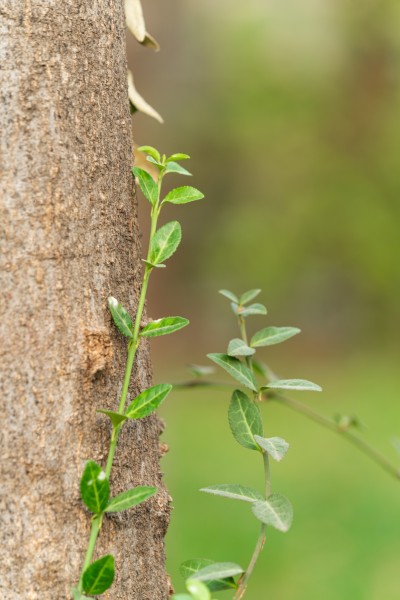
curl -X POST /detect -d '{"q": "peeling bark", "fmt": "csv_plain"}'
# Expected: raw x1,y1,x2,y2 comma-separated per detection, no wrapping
0,2,170,598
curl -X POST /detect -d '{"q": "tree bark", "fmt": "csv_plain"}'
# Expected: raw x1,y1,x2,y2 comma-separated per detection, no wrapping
0,2,170,598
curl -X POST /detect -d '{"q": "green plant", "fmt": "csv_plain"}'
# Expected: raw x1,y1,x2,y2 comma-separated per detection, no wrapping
172,290,322,600
72,147,204,599
172,290,400,600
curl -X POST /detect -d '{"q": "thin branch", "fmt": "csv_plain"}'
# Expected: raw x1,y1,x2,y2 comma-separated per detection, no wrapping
272,394,400,481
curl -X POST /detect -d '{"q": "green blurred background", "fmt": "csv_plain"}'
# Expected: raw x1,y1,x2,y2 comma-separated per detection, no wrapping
128,1,400,598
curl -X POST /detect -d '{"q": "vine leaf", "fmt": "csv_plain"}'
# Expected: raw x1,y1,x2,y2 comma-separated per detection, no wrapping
149,221,182,265
132,166,158,206
252,494,293,532
164,161,192,176
193,562,244,582
200,484,263,503
167,153,190,162
180,558,236,592
240,303,267,317
80,461,110,514
264,379,322,392
207,354,257,391
141,316,189,338
163,186,204,205
108,297,134,338
137,145,161,162
250,326,301,348
97,409,127,429
228,389,264,450
227,338,255,357
239,289,261,305
253,435,289,461
125,383,173,419
218,289,239,303
82,554,115,595
106,486,156,513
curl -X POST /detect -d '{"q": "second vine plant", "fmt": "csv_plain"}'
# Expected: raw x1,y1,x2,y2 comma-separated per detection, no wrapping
72,147,204,598
172,291,322,600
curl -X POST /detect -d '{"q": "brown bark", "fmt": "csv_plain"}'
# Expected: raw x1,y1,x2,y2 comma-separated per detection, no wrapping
0,2,170,598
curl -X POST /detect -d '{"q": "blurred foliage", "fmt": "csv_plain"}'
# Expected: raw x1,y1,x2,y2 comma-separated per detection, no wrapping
132,0,400,347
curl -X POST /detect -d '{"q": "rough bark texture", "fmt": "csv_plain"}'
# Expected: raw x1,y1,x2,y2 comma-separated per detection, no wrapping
0,2,170,598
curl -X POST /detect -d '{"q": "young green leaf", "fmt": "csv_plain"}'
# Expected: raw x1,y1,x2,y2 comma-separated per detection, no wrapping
180,559,236,592
218,289,239,303
239,303,267,317
228,389,264,450
82,555,115,595
193,562,244,582
264,379,322,392
171,595,193,600
108,297,134,338
239,289,261,305
186,580,211,600
164,161,192,176
97,409,127,428
149,221,182,265
253,436,289,461
250,326,301,348
146,156,164,170
252,494,293,532
163,186,204,205
200,484,264,503
80,461,110,514
125,383,173,419
137,145,161,162
207,354,257,391
227,338,255,357
106,486,156,513
132,166,158,206
166,153,190,162
141,316,189,338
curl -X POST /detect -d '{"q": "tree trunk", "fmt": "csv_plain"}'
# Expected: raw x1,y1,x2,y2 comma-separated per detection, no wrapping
0,2,170,598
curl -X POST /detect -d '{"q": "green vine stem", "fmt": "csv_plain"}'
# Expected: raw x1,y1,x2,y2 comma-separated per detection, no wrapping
233,312,268,598
77,191,159,593
234,452,270,600
74,147,204,598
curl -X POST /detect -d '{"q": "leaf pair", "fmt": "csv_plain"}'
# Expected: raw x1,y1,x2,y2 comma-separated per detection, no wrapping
80,460,156,515
138,146,192,175
108,297,189,341
200,484,293,533
219,288,260,305
132,166,203,208
227,389,290,459
208,351,322,393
